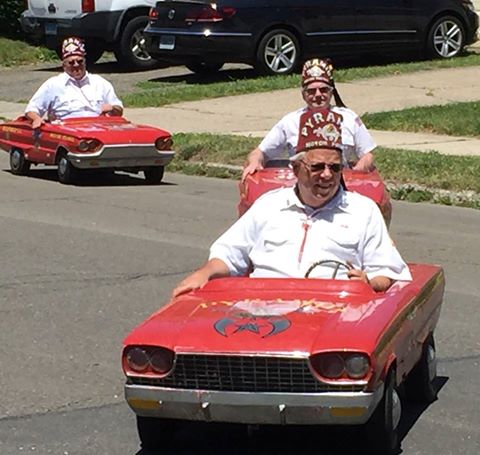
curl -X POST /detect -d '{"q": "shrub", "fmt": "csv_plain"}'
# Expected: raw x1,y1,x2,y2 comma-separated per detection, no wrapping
0,0,25,39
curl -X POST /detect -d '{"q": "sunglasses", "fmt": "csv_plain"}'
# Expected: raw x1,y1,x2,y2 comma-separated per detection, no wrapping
302,161,343,173
303,86,333,96
65,58,85,66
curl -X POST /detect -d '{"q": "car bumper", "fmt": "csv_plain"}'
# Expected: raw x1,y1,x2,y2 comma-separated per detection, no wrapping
20,10,120,48
124,384,383,425
144,27,254,63
67,146,174,170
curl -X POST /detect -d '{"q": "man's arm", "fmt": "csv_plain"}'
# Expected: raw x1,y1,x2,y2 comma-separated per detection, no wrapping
172,258,230,298
242,147,265,182
25,111,44,129
352,151,375,172
347,267,393,292
100,104,123,116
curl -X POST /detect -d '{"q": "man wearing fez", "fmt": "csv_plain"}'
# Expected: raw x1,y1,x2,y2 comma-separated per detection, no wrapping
174,108,410,297
25,37,123,129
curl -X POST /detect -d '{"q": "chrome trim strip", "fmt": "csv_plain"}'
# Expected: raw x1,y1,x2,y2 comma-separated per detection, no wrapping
307,30,417,36
147,29,252,37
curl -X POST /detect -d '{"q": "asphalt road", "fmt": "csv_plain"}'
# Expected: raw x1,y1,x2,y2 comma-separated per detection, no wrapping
0,154,479,454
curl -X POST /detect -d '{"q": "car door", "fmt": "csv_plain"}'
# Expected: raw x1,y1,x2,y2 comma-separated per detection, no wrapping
353,0,421,48
290,0,358,55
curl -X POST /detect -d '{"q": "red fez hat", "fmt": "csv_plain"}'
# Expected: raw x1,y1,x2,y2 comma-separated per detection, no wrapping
61,37,86,60
295,108,343,154
301,58,334,87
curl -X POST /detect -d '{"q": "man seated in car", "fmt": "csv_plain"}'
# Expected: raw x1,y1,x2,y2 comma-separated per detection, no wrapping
25,37,123,129
173,108,411,297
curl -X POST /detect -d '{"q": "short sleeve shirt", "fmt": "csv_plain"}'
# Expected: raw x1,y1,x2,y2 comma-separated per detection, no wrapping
259,106,376,166
25,72,123,120
209,187,411,282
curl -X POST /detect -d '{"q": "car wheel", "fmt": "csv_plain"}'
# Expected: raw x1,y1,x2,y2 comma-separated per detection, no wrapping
10,148,31,175
144,166,165,184
365,368,401,455
426,16,465,59
186,61,224,75
137,416,176,450
115,16,158,70
256,29,300,75
405,334,438,403
57,155,77,184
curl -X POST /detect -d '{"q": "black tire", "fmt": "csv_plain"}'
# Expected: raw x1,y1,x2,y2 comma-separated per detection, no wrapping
10,148,31,175
426,16,465,59
137,416,176,451
186,61,224,75
114,16,158,70
365,368,401,455
405,334,438,403
255,29,300,75
57,154,77,184
85,43,105,65
144,166,165,184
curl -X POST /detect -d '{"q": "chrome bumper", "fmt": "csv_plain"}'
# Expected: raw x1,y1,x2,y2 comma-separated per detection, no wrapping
125,384,383,425
67,146,175,170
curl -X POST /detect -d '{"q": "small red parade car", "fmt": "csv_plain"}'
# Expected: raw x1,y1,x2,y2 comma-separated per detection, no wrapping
238,159,392,226
122,263,444,454
0,116,174,184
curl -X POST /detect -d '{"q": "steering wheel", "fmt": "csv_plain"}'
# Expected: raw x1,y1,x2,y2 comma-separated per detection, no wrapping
305,260,353,279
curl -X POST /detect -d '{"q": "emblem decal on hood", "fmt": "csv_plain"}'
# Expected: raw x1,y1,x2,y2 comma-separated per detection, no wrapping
214,314,291,338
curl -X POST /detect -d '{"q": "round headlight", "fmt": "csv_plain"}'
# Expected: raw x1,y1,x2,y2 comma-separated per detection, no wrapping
126,347,150,372
150,349,174,374
345,354,370,379
78,140,90,152
315,354,345,379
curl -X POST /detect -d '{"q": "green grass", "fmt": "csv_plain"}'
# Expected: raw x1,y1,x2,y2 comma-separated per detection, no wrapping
363,101,480,137
0,38,57,66
169,133,480,208
123,53,480,107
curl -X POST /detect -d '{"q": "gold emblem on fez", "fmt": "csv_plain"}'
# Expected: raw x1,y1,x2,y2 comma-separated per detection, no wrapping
307,66,324,78
322,124,340,142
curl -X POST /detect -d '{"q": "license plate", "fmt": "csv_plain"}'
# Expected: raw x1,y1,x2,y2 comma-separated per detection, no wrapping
45,22,57,35
159,35,175,50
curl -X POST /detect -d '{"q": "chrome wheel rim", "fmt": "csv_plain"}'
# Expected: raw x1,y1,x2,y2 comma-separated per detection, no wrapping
391,388,402,430
131,30,151,62
264,33,297,73
58,157,68,175
11,150,22,169
427,344,437,383
433,20,463,57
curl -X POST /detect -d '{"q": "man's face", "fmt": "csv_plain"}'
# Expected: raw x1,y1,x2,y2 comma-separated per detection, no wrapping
294,148,343,207
63,55,86,80
302,81,333,109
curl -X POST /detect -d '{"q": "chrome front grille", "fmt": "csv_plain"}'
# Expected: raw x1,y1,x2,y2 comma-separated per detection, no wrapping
130,355,364,393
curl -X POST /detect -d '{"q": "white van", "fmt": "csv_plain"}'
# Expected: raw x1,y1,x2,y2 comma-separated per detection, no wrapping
20,0,158,69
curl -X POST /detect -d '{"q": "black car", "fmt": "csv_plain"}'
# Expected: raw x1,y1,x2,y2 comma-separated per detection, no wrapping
144,0,478,75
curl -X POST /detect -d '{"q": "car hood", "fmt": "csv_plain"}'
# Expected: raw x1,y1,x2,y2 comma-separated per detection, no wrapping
124,276,422,357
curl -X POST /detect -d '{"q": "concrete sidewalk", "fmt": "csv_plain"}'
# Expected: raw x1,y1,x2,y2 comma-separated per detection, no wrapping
1,65,479,156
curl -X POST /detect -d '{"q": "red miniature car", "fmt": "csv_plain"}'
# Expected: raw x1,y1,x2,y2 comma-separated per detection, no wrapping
0,116,174,184
122,263,444,454
238,160,392,226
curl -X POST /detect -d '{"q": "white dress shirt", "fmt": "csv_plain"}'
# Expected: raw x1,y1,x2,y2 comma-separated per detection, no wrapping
259,106,376,166
210,187,412,282
25,72,123,120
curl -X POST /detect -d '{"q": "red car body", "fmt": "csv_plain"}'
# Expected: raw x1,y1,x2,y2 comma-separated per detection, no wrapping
238,163,392,226
0,116,174,184
123,263,444,453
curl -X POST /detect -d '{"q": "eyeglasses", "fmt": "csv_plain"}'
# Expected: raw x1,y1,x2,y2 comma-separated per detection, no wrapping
65,58,85,66
303,86,333,96
302,161,342,173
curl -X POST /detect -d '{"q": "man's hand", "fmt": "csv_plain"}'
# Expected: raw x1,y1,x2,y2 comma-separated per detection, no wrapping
241,147,265,182
31,117,44,129
352,152,375,172
100,104,123,116
347,263,392,292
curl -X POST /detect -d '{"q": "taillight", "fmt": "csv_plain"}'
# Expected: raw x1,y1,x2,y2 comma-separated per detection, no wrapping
185,5,236,23
82,0,95,13
149,7,158,19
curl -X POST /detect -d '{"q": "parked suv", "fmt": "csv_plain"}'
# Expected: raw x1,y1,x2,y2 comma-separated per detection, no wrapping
20,0,159,69
144,0,479,75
